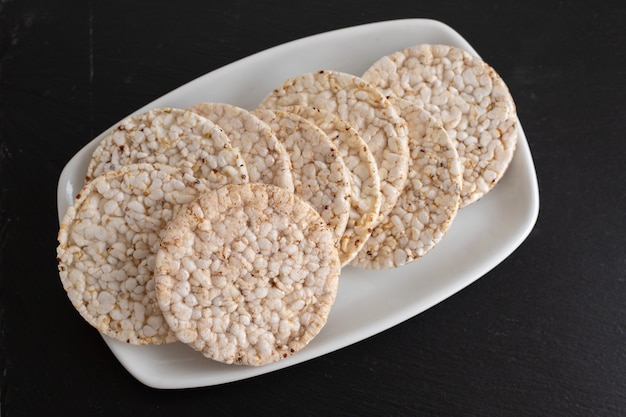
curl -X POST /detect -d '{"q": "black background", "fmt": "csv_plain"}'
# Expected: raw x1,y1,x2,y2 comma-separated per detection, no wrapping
1,1,625,416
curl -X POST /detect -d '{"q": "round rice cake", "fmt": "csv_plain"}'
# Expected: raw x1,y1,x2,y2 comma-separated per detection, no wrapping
281,105,382,266
86,107,249,186
361,44,518,207
154,183,341,366
252,108,351,243
56,163,210,345
351,98,462,269
258,70,409,223
187,102,295,192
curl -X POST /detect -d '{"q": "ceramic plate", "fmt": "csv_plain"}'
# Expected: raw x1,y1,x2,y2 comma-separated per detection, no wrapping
57,18,539,389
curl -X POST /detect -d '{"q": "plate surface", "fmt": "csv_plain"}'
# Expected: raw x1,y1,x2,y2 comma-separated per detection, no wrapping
57,18,539,389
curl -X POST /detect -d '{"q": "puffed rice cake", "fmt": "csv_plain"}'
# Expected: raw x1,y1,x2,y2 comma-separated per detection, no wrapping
257,70,409,224
154,183,341,366
57,163,210,345
280,105,382,266
187,102,295,192
86,107,249,186
362,44,518,207
351,98,462,269
253,108,351,243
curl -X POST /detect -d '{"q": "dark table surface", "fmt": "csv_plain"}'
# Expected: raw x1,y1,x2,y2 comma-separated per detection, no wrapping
1,1,625,416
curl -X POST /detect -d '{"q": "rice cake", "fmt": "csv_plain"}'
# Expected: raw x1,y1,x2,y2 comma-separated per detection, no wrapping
258,70,409,223
86,107,249,186
351,98,462,269
188,102,295,192
281,105,382,266
154,183,341,366
56,163,210,345
362,44,518,207
253,108,351,243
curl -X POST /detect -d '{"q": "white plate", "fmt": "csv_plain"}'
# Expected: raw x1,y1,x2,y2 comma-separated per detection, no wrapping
57,18,539,389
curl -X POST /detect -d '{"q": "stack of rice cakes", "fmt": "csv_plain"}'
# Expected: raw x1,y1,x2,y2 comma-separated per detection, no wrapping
57,44,518,367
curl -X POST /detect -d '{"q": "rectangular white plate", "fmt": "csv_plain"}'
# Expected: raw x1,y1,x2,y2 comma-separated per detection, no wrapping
57,18,539,389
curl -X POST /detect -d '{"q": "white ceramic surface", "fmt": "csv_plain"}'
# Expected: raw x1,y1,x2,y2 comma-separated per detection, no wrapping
57,18,539,389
